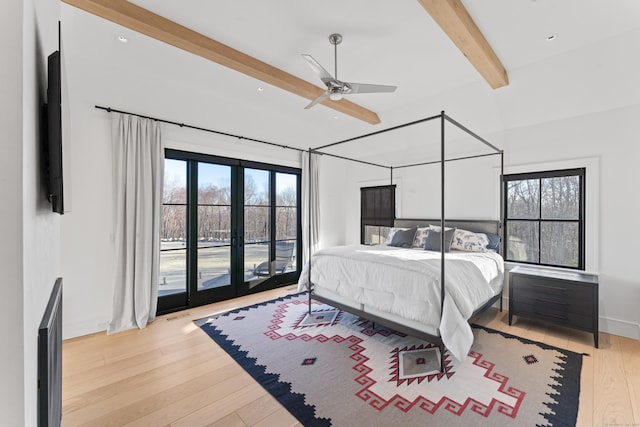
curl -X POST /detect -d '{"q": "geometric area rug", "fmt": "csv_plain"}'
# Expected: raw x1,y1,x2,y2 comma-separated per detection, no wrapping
195,292,583,427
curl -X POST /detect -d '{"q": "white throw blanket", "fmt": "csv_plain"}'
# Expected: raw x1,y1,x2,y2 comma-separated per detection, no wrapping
298,245,504,361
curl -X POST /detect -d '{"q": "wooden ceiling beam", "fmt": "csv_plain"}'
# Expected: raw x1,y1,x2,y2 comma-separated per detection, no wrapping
61,0,382,124
417,0,509,89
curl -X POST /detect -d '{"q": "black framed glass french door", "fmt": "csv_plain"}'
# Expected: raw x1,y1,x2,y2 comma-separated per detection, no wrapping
157,150,301,314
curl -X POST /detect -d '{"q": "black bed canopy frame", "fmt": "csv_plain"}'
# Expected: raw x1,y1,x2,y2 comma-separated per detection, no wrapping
306,110,504,372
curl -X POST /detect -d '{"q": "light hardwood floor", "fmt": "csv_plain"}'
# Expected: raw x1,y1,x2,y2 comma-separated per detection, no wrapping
62,286,640,426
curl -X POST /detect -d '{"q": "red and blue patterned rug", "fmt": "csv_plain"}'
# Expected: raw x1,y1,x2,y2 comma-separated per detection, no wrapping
195,292,582,426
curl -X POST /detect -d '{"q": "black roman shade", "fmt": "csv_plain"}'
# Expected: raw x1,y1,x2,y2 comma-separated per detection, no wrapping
361,185,396,227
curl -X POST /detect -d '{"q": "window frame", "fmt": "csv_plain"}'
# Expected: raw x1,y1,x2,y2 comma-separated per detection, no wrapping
503,167,585,270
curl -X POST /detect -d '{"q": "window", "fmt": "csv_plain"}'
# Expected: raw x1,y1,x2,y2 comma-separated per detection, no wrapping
504,168,585,269
361,185,395,244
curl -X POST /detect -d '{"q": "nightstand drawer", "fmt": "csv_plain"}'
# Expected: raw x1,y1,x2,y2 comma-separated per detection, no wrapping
510,286,593,316
512,301,594,330
511,275,594,303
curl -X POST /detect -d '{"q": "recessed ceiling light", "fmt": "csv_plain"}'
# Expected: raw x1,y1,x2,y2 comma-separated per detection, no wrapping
333,116,339,119
117,35,128,43
546,35,557,42
257,87,264,92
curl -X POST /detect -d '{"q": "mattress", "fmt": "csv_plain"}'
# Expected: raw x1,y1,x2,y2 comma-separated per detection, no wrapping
298,244,504,361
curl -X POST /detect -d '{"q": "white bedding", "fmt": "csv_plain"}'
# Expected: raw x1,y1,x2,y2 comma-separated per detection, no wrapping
298,244,504,361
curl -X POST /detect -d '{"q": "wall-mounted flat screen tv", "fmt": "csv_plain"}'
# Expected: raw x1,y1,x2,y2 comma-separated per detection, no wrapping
46,50,64,214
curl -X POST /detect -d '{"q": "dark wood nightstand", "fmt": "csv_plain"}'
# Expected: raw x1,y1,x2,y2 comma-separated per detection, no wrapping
508,266,599,347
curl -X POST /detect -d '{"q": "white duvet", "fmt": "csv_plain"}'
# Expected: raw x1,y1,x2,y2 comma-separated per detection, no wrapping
298,244,504,361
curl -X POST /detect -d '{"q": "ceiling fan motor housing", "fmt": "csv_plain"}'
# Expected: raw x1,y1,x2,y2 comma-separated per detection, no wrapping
329,33,342,45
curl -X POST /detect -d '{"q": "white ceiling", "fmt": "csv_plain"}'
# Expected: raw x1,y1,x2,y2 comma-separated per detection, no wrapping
60,0,640,152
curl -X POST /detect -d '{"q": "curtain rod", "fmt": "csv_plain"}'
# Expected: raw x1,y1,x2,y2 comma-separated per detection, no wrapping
95,105,305,153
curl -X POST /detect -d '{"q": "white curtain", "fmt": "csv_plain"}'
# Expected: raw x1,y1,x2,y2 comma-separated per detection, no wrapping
108,113,164,334
301,151,320,264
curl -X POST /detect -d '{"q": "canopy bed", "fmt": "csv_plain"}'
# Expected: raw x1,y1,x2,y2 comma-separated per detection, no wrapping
301,111,505,372
94,105,504,372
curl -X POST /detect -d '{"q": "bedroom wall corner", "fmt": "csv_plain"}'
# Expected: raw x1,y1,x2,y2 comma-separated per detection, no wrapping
60,103,115,339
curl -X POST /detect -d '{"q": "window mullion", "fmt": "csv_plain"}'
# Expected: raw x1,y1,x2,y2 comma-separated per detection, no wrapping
270,170,276,262
187,160,198,303
538,177,542,264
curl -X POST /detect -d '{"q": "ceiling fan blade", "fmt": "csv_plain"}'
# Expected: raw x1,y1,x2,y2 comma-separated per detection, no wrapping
301,54,337,86
304,91,330,109
345,82,397,94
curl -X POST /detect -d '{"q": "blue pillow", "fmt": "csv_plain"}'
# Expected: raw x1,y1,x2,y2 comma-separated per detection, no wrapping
485,232,501,251
389,228,416,248
423,228,456,252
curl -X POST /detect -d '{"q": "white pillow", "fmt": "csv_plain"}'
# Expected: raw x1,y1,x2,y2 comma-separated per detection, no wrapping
450,228,489,252
428,224,455,231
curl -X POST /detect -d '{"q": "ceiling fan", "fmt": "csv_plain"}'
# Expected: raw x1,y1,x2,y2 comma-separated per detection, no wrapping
302,33,397,109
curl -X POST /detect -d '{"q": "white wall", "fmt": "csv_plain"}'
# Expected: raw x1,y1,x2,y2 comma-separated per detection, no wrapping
334,152,500,245
0,0,61,425
61,106,114,338
0,1,26,424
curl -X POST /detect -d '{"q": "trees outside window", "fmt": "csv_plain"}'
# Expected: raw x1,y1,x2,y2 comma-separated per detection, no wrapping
504,168,585,269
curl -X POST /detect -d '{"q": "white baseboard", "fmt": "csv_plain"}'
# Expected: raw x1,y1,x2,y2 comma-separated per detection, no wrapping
599,316,640,340
63,317,108,340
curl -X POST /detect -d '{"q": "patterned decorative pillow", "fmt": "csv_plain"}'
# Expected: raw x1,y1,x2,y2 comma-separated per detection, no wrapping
412,227,430,248
451,229,490,252
385,227,408,245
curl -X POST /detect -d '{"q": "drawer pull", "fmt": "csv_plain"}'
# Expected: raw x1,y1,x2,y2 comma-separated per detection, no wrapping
534,310,568,320
534,297,569,305
533,284,567,292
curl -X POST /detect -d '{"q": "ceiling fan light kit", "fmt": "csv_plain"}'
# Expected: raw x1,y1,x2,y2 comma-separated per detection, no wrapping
302,33,397,110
